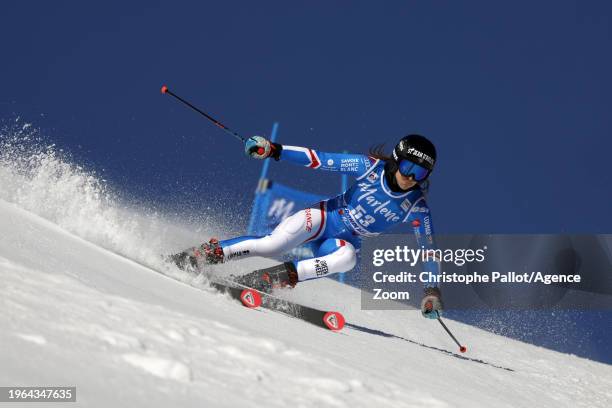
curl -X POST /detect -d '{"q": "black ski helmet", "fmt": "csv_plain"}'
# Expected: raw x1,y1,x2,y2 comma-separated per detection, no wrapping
392,134,437,172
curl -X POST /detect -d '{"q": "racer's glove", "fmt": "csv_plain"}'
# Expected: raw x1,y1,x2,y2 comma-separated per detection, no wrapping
245,136,282,160
421,286,444,319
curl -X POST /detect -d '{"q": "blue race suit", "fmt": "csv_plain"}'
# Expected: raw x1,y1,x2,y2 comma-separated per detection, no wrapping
219,145,440,287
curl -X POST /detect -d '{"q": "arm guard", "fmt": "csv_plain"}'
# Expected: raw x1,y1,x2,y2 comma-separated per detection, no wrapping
278,144,378,176
406,198,441,288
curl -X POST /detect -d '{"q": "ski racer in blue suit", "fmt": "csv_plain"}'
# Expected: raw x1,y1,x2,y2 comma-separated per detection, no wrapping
172,134,443,319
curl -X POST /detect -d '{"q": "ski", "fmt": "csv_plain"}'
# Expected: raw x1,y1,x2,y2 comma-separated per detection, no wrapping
122,254,345,331
209,277,345,331
209,280,263,308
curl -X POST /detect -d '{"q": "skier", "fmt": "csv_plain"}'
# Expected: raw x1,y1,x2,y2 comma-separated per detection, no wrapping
172,134,443,319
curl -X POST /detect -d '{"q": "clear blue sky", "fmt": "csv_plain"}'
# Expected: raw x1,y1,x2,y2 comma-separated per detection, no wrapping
2,0,611,233
2,1,612,361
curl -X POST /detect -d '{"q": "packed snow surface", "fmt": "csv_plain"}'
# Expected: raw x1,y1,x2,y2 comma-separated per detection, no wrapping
1,127,611,407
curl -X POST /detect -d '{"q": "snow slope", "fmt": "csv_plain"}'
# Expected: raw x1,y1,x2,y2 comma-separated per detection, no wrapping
1,130,612,407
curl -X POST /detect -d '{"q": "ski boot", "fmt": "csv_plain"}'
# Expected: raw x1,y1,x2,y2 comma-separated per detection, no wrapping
234,262,298,293
169,238,224,273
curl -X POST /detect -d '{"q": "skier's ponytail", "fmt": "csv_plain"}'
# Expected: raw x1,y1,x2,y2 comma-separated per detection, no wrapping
367,144,392,162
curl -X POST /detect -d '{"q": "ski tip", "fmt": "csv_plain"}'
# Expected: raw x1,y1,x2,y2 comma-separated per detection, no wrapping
323,311,345,331
459,346,467,353
240,289,262,308
161,85,168,94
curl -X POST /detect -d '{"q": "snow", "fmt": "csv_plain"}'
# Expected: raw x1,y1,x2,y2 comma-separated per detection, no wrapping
1,132,612,407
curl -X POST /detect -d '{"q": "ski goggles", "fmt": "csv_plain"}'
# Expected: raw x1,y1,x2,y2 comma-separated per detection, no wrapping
398,159,430,181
